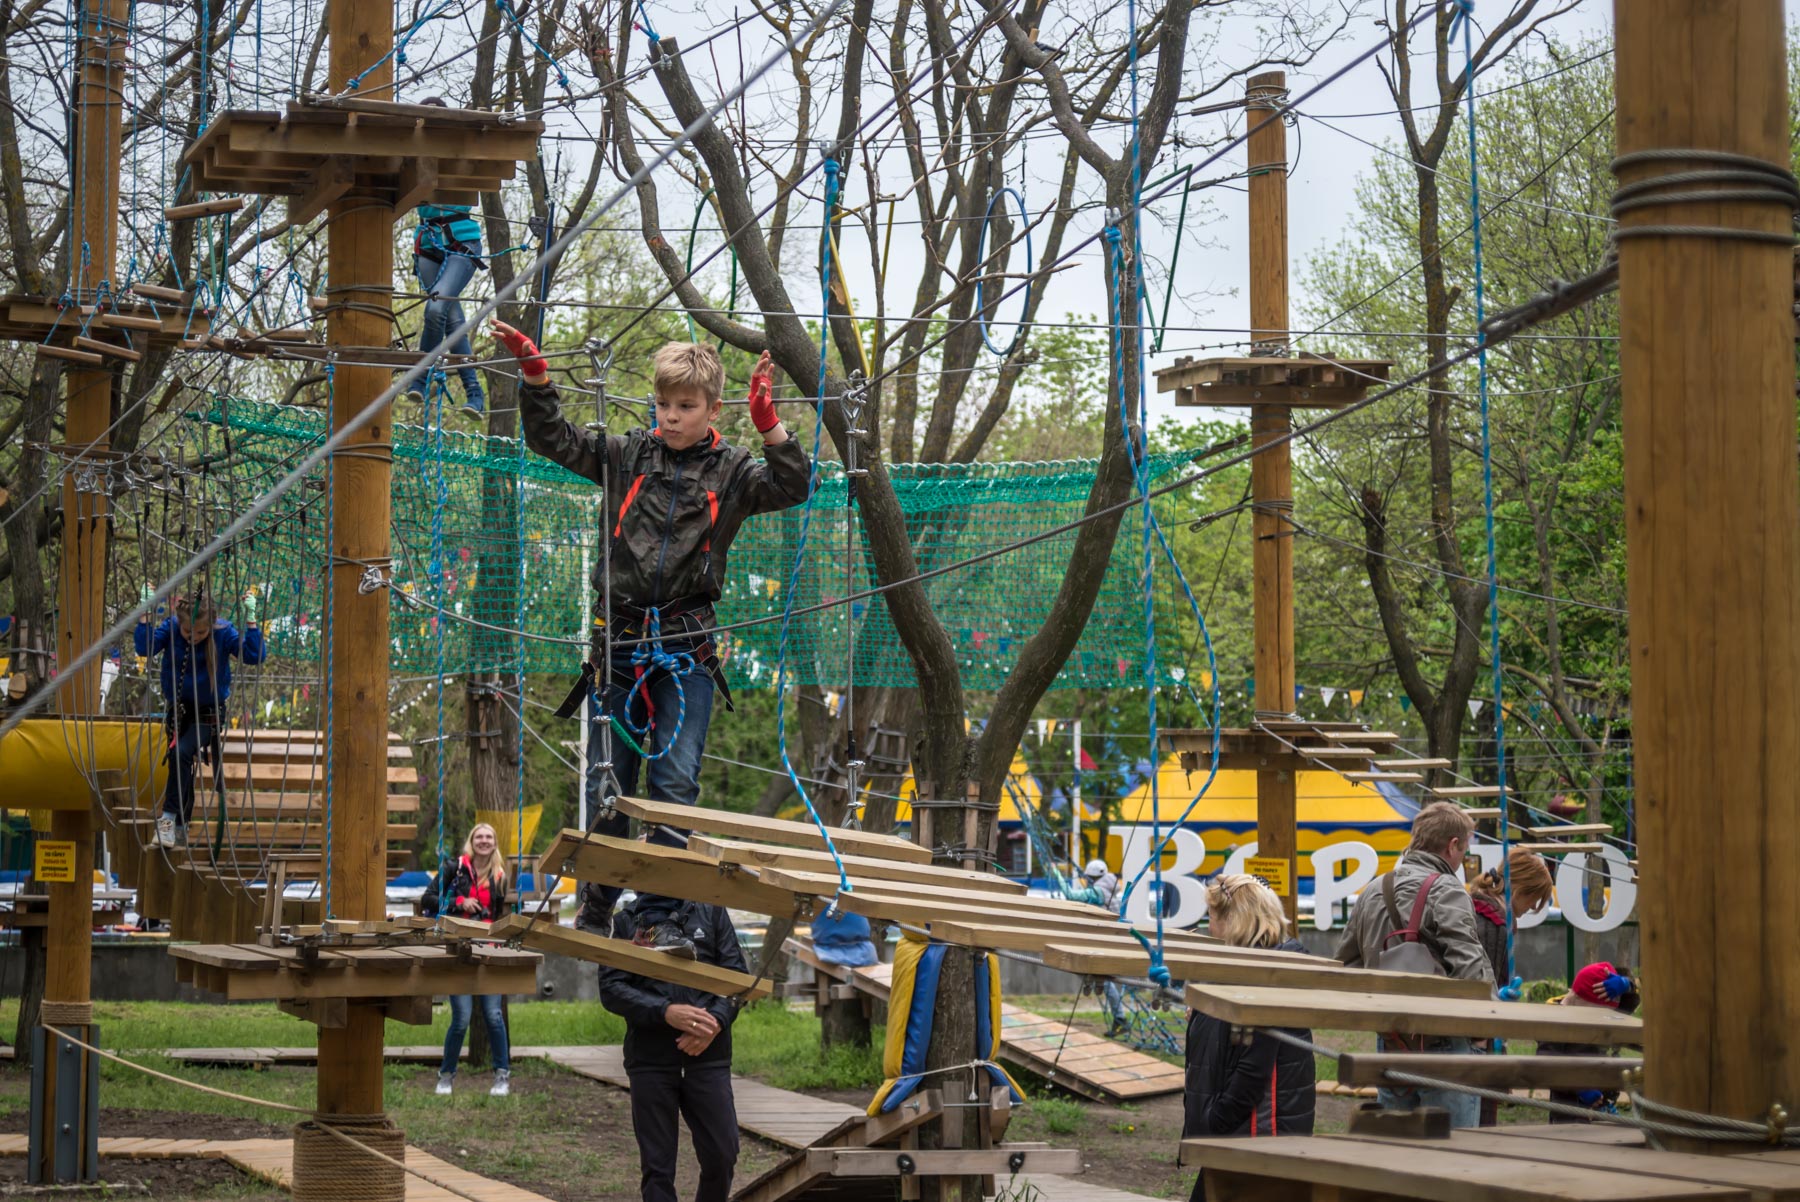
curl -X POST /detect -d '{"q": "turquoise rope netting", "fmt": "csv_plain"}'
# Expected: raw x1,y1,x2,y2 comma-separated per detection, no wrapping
193,396,1198,690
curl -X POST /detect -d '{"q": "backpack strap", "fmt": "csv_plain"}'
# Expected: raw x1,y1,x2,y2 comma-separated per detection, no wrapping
1380,870,1443,946
1407,872,1443,942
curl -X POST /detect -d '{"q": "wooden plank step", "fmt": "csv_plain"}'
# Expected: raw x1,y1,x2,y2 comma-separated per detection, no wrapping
688,834,1027,895
1315,729,1400,742
1463,807,1505,819
1336,1053,1642,1091
36,343,106,364
1431,785,1504,798
1343,771,1424,782
1525,823,1614,838
1185,983,1643,1046
541,832,799,915
609,798,930,864
1508,842,1608,854
1376,757,1451,770
1041,943,1492,1001
491,913,772,1001
1294,746,1379,759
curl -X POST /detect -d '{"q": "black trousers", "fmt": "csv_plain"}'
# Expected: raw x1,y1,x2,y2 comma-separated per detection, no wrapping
628,1059,738,1202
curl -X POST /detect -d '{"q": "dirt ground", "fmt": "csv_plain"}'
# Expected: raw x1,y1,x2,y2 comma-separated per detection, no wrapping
0,1153,284,1199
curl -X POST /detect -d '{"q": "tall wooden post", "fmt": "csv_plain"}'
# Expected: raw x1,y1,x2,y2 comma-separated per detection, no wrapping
315,0,396,1133
1614,0,1800,1146
1246,72,1298,927
32,0,127,1183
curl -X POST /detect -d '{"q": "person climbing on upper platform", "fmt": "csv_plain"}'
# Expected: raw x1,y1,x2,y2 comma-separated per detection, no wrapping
406,96,487,421
494,320,810,954
135,588,265,849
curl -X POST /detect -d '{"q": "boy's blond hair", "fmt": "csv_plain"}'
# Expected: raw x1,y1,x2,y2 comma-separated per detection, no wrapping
653,342,725,404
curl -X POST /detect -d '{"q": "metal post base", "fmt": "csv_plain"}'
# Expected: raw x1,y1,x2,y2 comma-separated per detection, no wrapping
27,1023,100,1184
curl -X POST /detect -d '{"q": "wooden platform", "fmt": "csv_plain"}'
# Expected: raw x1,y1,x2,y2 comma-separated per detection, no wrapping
1154,352,1394,409
793,944,1185,1105
183,98,543,219
0,1134,557,1200
0,292,209,349
1180,1123,1800,1201
169,940,541,1002
1186,982,1645,1046
1039,942,1494,1001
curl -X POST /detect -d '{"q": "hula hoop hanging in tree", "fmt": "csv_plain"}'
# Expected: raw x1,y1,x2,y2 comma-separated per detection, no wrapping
974,186,1034,358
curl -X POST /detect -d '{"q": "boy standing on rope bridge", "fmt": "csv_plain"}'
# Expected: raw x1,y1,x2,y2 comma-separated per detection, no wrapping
135,589,266,849
495,319,810,955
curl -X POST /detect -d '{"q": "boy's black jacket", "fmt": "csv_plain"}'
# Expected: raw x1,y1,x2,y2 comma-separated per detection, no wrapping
598,900,749,1068
520,380,811,611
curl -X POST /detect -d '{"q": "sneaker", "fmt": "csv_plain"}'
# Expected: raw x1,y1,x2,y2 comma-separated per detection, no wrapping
461,391,486,422
633,921,696,960
153,815,180,849
436,1071,454,1096
489,1069,510,1098
575,887,614,936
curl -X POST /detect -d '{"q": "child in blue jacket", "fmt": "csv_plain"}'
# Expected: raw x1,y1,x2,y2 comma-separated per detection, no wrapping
407,97,486,420
134,589,265,848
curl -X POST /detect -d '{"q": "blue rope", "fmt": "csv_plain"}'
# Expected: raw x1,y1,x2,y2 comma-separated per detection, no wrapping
974,186,1034,357
495,0,572,93
771,153,852,905
632,0,660,42
321,362,336,920
346,0,455,92
620,606,696,760
1454,0,1519,995
430,374,452,921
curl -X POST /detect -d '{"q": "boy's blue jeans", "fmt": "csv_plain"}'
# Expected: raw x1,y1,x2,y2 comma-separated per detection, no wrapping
441,994,510,1073
162,708,220,826
584,640,715,929
413,252,483,401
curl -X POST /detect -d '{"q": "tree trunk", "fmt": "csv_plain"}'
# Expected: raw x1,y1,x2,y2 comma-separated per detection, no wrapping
11,879,45,1070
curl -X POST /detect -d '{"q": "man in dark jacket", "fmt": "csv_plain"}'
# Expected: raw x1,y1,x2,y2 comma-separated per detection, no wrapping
497,321,811,952
599,896,749,1202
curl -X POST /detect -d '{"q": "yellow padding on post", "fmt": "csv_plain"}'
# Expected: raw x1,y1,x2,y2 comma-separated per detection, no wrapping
0,718,166,813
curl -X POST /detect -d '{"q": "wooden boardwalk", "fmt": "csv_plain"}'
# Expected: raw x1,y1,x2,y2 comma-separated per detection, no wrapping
792,947,1186,1104
0,1134,556,1201
150,1045,1158,1202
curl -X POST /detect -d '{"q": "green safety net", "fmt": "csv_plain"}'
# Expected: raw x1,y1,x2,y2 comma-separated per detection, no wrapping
191,396,1197,690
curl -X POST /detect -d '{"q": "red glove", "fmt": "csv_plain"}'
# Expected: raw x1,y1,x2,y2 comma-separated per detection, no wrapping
494,323,548,379
748,352,779,433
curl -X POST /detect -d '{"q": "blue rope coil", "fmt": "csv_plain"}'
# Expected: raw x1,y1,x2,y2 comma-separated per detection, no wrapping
620,605,695,762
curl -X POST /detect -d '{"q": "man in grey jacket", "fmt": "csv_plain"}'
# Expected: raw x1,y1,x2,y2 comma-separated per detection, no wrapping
1336,801,1493,1127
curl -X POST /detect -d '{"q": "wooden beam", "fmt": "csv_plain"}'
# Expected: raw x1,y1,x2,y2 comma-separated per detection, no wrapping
608,799,931,863
73,335,141,362
801,1148,1083,1178
1336,1053,1642,1092
35,343,106,365
163,196,245,221
393,155,439,214
287,155,356,227
1179,1136,1746,1200
754,867,1109,918
1041,943,1492,1001
1185,983,1644,1046
93,312,168,332
125,282,190,304
539,832,801,916
490,913,773,1000
1524,824,1614,838
687,834,1027,895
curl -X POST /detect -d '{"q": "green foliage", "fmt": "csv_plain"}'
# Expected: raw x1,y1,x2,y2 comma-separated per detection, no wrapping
727,1001,886,1091
1027,1094,1087,1135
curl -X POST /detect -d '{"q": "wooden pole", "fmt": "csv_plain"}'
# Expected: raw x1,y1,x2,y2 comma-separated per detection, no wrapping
1613,0,1800,1147
315,0,395,1130
33,0,127,1182
1246,71,1298,927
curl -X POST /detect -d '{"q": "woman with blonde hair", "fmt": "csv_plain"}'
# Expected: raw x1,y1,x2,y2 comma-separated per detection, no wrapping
437,823,513,1097
1182,874,1313,1201
1467,848,1554,988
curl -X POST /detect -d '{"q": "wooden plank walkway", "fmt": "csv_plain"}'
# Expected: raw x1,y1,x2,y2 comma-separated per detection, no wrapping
0,1135,556,1200
791,947,1185,1105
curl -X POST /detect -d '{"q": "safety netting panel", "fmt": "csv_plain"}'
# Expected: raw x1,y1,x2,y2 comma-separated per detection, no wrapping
194,396,1194,690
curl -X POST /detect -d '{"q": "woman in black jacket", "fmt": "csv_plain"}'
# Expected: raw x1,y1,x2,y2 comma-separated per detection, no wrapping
1183,873,1314,1201
435,823,512,1097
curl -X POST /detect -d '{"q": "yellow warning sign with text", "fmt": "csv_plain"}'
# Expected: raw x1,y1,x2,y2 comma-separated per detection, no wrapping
1244,855,1290,897
34,840,77,883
